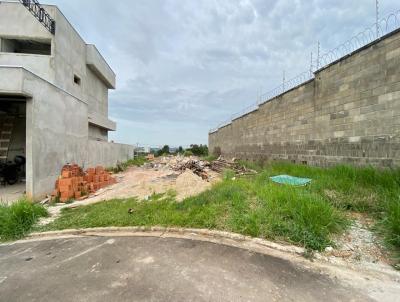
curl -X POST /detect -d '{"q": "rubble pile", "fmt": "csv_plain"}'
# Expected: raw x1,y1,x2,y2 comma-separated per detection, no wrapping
210,157,257,175
171,159,209,180
149,155,256,180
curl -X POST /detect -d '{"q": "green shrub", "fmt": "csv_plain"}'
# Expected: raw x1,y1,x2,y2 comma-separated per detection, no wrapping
0,199,48,242
223,169,236,180
201,155,217,162
184,150,193,157
185,144,208,156
108,156,148,173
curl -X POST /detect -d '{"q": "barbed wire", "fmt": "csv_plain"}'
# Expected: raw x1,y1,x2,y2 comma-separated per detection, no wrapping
318,10,400,67
209,70,314,134
209,9,400,134
258,71,313,104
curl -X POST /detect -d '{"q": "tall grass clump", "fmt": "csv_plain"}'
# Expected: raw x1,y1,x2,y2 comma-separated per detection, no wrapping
381,197,400,248
246,161,400,252
0,199,48,242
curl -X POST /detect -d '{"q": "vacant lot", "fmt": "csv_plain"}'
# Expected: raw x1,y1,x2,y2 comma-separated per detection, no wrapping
41,161,400,261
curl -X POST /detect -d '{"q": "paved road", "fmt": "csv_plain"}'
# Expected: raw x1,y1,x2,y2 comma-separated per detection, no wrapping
0,236,372,302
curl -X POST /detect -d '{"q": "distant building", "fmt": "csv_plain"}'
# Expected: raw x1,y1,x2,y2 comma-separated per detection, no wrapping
169,147,178,154
135,146,151,154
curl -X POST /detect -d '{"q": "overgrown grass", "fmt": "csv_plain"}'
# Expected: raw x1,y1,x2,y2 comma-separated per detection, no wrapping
40,161,400,255
0,199,48,242
380,197,400,252
248,162,400,213
108,156,148,173
242,161,400,255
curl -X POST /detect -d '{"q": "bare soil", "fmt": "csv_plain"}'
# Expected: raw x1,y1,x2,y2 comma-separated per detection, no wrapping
39,157,220,225
317,212,394,274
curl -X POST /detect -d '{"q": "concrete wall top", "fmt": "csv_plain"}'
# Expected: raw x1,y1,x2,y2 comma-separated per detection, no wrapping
88,111,116,131
86,44,116,89
0,66,25,95
0,1,53,39
0,65,87,104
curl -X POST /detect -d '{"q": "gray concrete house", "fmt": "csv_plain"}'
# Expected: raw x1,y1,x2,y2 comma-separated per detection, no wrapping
0,1,135,199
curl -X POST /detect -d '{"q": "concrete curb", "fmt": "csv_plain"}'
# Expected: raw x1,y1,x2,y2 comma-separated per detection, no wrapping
26,226,305,255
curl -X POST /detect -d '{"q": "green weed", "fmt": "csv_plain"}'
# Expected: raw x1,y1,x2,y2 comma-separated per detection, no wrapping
0,199,48,242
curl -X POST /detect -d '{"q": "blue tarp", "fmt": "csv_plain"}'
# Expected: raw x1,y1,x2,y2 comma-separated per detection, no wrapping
270,175,312,186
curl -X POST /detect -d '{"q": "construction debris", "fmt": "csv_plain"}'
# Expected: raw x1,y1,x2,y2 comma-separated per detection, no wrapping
210,157,257,175
175,169,211,199
146,155,257,181
146,154,155,161
171,159,209,180
52,164,116,202
48,156,255,205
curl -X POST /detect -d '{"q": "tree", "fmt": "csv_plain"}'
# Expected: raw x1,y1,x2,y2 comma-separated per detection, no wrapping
178,146,184,154
187,144,208,156
156,145,170,156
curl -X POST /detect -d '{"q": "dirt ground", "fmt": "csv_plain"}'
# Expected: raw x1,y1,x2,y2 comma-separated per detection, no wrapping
40,157,220,225
317,212,396,274
79,165,219,203
85,155,221,203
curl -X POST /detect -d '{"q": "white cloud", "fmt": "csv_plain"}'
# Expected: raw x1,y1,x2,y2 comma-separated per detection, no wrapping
49,0,399,146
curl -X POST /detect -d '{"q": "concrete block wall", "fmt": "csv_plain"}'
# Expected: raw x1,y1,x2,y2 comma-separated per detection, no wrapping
87,140,135,168
209,29,400,168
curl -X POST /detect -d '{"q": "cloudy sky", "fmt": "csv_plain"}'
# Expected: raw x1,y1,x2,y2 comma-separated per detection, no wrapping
48,0,399,147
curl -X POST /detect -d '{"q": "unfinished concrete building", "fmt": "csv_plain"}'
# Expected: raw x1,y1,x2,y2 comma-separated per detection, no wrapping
0,1,135,200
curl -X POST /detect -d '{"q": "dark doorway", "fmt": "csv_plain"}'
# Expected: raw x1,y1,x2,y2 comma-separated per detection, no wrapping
0,99,26,203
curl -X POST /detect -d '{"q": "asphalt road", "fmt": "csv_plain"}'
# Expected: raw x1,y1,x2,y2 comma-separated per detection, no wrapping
0,236,373,302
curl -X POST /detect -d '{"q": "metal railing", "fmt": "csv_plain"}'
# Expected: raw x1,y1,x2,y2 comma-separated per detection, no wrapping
19,0,56,34
209,9,400,134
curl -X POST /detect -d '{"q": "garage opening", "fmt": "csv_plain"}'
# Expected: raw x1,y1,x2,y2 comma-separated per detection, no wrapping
0,99,26,204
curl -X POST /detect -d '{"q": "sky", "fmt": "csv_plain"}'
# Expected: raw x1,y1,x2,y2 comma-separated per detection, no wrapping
47,0,399,147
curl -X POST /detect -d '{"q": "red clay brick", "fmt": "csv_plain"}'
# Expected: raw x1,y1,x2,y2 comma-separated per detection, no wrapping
59,178,72,186
61,170,71,178
58,185,71,193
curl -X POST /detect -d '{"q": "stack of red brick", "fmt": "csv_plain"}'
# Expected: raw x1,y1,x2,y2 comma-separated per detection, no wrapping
53,164,117,202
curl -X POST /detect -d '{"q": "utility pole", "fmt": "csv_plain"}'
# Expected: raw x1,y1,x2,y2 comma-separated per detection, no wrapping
316,41,320,70
375,0,380,38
